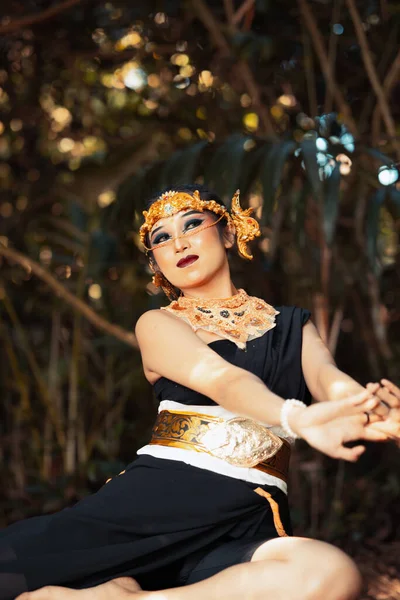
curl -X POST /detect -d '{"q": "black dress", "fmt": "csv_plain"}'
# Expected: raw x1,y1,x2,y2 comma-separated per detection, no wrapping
0,307,310,599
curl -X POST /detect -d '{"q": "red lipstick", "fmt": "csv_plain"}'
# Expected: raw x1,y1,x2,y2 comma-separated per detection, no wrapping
177,255,199,268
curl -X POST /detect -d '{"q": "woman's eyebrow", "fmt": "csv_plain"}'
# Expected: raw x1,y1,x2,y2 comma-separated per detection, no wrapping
181,210,203,218
150,211,204,237
150,224,165,237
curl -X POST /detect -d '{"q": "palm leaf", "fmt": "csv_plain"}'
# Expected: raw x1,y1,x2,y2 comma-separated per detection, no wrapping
290,181,308,249
366,188,386,273
160,141,209,189
388,187,400,218
323,161,341,246
300,139,322,203
238,140,264,197
259,140,296,225
204,134,252,203
363,148,393,166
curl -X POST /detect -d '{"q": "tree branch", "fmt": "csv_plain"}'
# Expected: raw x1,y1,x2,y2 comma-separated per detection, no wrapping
232,0,255,26
324,0,342,113
2,0,94,36
301,25,318,118
0,245,139,349
358,25,398,134
223,0,235,24
328,303,344,355
298,0,357,133
192,0,276,136
0,0,89,35
371,49,400,148
345,0,400,160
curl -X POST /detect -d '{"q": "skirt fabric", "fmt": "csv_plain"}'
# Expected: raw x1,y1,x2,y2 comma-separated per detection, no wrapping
0,456,291,598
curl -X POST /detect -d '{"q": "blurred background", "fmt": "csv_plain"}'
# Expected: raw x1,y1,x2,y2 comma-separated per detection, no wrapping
0,0,399,597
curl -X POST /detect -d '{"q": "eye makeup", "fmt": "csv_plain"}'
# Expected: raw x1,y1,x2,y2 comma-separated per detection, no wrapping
151,215,206,246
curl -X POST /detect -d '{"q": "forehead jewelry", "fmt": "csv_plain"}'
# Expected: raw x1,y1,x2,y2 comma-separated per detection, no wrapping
139,189,261,260
142,213,226,252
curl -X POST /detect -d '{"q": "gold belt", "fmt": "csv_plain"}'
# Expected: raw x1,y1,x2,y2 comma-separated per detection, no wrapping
149,409,290,482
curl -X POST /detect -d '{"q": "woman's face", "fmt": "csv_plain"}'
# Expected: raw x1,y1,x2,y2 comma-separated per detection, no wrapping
149,209,233,291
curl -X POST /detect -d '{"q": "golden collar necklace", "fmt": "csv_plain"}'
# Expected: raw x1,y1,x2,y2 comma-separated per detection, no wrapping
162,289,279,349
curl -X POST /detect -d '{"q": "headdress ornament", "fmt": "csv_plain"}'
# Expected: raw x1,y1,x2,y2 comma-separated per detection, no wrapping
139,189,261,260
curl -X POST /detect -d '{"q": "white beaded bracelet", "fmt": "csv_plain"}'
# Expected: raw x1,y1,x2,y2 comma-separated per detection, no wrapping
280,399,307,439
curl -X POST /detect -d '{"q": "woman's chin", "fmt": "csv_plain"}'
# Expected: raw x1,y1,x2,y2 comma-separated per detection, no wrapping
171,272,207,289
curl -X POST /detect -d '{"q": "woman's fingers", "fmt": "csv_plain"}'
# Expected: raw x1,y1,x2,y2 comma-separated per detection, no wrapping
367,383,389,417
364,411,383,425
351,384,380,403
330,389,378,415
381,379,400,396
337,445,365,462
345,393,379,415
377,386,399,408
367,382,398,413
366,417,400,440
381,379,400,404
361,427,390,442
309,391,378,428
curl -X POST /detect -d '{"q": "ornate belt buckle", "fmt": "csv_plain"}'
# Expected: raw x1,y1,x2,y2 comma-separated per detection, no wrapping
199,417,283,468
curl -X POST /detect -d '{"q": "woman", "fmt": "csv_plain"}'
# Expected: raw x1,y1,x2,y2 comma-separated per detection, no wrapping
3,185,400,600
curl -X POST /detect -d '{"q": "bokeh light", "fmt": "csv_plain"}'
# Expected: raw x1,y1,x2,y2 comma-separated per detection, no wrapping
0,202,13,218
98,190,116,207
336,153,352,176
277,94,296,107
58,138,75,153
171,54,189,67
173,75,190,89
198,70,213,88
39,247,52,265
115,31,142,51
88,284,102,299
332,24,344,35
378,166,399,186
243,113,259,131
316,137,328,152
123,66,147,90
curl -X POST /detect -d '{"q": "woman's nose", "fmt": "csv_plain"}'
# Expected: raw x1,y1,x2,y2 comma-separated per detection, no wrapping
174,234,189,252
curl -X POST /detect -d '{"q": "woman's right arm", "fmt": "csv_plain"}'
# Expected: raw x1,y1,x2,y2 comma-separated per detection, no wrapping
135,310,382,460
136,309,287,424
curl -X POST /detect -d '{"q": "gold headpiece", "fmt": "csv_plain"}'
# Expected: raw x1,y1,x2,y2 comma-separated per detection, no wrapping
139,189,260,260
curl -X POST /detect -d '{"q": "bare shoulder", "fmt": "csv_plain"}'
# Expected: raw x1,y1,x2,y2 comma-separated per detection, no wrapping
135,307,189,343
134,308,239,398
135,307,171,334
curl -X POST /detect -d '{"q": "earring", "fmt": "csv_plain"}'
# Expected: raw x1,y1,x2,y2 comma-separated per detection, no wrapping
160,278,178,301
148,258,178,301
152,271,165,288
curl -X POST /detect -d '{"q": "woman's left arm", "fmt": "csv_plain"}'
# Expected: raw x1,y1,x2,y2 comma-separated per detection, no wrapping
302,321,400,439
301,321,364,402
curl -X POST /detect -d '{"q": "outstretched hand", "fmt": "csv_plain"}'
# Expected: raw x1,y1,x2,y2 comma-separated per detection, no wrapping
365,379,400,442
289,386,387,461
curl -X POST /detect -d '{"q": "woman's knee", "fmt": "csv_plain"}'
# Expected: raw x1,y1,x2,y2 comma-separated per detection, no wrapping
252,537,362,600
300,542,362,600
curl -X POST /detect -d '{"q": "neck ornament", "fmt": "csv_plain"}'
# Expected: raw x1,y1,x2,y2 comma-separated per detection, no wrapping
162,289,279,349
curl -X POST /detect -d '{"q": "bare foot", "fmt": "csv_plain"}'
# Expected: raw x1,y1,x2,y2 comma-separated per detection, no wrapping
15,577,149,600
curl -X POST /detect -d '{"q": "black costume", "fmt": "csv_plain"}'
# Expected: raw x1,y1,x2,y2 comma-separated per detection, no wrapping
0,307,310,599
